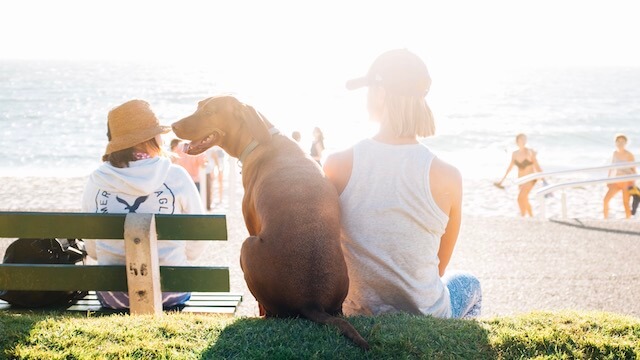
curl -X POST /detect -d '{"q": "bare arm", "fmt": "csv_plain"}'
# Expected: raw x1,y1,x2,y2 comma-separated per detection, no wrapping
531,150,542,173
497,154,515,185
431,159,463,277
629,152,636,174
323,148,353,195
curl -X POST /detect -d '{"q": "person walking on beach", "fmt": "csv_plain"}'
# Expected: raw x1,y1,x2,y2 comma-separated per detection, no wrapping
495,133,543,217
204,146,225,210
82,99,206,309
170,138,206,192
324,49,481,319
310,126,325,164
603,134,636,219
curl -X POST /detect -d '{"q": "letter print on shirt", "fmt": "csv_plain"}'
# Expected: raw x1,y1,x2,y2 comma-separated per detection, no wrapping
93,184,176,214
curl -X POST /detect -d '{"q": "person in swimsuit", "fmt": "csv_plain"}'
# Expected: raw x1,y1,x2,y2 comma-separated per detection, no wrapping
603,134,636,219
495,133,543,217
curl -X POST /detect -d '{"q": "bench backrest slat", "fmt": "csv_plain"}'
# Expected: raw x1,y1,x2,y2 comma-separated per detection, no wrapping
0,211,233,311
0,212,227,240
0,264,230,292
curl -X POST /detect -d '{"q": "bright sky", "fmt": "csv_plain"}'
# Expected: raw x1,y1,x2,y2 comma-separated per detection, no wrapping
4,0,639,101
3,0,640,69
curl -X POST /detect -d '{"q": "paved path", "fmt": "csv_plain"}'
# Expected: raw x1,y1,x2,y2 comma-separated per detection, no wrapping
222,215,640,319
450,216,640,318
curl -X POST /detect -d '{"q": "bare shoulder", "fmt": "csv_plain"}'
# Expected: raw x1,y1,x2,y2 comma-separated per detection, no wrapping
431,158,462,187
323,148,354,195
624,150,635,160
323,148,353,175
430,157,462,206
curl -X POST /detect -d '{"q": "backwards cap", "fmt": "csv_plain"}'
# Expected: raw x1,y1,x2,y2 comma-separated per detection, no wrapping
346,49,431,97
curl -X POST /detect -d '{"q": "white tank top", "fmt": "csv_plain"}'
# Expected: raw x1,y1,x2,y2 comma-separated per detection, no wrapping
339,138,451,317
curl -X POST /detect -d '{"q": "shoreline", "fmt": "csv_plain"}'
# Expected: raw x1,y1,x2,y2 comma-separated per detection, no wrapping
1,175,639,319
0,174,635,220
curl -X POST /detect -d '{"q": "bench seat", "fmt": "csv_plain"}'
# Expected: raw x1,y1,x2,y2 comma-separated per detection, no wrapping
0,211,241,315
0,292,243,314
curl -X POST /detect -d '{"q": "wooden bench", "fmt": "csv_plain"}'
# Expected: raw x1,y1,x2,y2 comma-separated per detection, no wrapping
0,211,241,315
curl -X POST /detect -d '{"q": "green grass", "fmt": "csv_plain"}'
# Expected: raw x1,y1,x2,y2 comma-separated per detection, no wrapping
1,311,638,359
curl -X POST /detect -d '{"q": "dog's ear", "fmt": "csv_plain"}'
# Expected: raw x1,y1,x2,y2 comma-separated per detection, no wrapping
239,104,271,144
257,111,275,129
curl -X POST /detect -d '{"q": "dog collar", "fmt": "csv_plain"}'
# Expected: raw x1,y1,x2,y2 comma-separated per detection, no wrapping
237,128,280,166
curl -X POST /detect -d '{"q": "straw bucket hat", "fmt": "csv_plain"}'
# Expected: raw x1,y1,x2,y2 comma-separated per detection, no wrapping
105,100,171,155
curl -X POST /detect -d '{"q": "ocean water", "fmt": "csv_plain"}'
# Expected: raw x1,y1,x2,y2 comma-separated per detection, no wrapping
1,60,639,219
1,60,639,181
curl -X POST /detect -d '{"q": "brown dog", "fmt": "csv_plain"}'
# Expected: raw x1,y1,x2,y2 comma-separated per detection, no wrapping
171,95,369,350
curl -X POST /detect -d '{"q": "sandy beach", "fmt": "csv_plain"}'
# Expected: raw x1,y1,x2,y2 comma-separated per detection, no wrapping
1,172,639,319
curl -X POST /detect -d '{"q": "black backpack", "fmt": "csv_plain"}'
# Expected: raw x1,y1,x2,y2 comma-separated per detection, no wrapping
0,238,88,308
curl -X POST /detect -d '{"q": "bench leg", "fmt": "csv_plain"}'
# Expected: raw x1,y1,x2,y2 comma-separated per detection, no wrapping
124,213,163,315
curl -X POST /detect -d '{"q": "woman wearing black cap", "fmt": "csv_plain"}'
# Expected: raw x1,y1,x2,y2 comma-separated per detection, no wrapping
324,49,481,319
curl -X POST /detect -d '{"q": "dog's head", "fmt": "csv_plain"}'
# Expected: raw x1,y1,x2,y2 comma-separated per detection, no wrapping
172,95,273,156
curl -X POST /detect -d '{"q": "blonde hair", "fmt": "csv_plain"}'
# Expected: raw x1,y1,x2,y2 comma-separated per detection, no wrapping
381,94,435,138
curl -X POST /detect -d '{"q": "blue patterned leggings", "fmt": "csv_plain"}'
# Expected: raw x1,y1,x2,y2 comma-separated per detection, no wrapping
443,271,482,319
96,291,191,309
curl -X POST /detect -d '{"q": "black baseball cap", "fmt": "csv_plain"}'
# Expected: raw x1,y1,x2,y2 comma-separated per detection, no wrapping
346,49,431,97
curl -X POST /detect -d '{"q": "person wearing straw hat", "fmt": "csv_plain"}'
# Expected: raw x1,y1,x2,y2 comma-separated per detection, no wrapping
324,49,481,319
81,99,207,309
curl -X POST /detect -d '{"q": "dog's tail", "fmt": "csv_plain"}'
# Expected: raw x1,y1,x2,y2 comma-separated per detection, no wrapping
299,306,370,351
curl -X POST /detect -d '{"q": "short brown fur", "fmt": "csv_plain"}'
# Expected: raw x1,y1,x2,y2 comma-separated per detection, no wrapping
171,95,369,350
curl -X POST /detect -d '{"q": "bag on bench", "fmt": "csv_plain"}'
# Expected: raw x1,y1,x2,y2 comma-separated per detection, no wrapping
0,238,88,308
